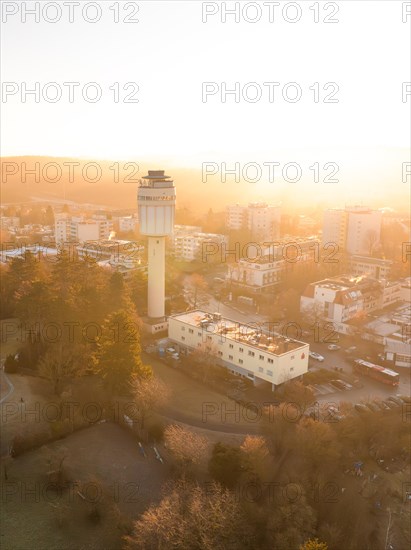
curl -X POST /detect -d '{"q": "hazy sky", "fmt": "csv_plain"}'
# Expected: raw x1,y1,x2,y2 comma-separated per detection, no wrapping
1,1,410,199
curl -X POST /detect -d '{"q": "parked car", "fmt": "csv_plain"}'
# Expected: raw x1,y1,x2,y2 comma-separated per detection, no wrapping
387,396,405,406
309,352,325,362
331,379,352,391
365,402,381,413
327,344,341,351
373,400,389,411
330,380,346,391
345,346,357,355
396,394,411,403
338,380,353,390
355,403,369,414
383,399,398,409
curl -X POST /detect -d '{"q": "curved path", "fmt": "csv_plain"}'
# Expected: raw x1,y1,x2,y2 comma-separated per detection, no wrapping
159,405,261,435
0,364,15,404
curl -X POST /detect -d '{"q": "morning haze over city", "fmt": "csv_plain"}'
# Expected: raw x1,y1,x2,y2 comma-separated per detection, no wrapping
0,2,410,550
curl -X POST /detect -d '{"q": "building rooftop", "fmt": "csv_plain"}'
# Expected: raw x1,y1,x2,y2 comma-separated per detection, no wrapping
350,255,393,266
170,310,307,355
140,170,174,188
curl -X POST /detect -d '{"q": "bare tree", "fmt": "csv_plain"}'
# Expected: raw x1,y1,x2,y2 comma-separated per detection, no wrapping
164,424,208,474
240,435,270,481
364,229,379,256
38,344,83,395
124,480,253,550
301,300,326,327
186,274,207,308
191,343,219,383
130,374,170,429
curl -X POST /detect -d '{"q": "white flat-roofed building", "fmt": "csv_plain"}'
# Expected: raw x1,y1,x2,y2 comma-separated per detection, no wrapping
168,310,309,389
301,275,402,334
172,226,228,262
367,302,411,368
55,214,113,244
247,202,281,240
346,207,382,256
322,206,382,256
399,278,411,302
76,239,143,262
380,280,401,309
347,255,392,280
226,204,246,230
0,244,58,263
226,202,281,240
115,215,139,233
228,238,320,293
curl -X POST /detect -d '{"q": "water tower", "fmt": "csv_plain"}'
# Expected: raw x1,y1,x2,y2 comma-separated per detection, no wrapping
137,170,176,324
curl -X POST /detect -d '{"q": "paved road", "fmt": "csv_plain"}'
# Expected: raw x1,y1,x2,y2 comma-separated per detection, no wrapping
158,406,261,435
0,363,14,404
306,340,411,403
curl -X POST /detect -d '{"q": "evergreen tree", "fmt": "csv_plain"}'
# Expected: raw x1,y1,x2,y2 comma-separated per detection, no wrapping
93,309,151,395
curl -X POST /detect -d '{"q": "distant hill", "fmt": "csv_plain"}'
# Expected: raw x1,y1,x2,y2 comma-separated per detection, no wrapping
0,156,244,212
1,155,409,214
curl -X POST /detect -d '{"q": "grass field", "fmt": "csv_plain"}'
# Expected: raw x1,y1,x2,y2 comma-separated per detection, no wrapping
1,422,169,550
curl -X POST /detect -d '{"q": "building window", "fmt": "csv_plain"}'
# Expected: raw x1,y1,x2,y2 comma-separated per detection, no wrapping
181,326,185,331
291,355,295,360
197,343,202,347
198,332,202,337
267,358,273,364
181,336,185,341
248,351,255,357
207,335,212,341
267,370,273,376
259,355,264,360
258,367,263,373
239,359,243,364
290,367,294,372
218,351,223,356
189,328,194,334
229,344,234,349
229,355,233,360
239,347,244,352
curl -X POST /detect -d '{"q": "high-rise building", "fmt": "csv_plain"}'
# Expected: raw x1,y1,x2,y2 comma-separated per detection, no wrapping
54,214,112,244
137,170,176,326
322,206,382,256
226,202,281,240
172,225,228,262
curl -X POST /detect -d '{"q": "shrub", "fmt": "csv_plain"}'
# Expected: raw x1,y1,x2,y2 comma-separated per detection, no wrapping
4,354,18,373
147,422,164,442
208,442,243,488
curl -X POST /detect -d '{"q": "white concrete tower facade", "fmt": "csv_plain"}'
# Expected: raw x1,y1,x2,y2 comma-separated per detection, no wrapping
138,170,176,319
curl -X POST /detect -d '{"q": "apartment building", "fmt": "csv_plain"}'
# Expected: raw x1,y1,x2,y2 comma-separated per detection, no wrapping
384,302,411,368
55,213,113,244
322,206,382,256
227,238,320,293
346,255,392,280
168,310,309,389
172,225,228,262
226,202,281,240
300,275,401,334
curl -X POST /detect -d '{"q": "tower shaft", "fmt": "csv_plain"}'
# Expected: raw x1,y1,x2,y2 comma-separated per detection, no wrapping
147,236,166,319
